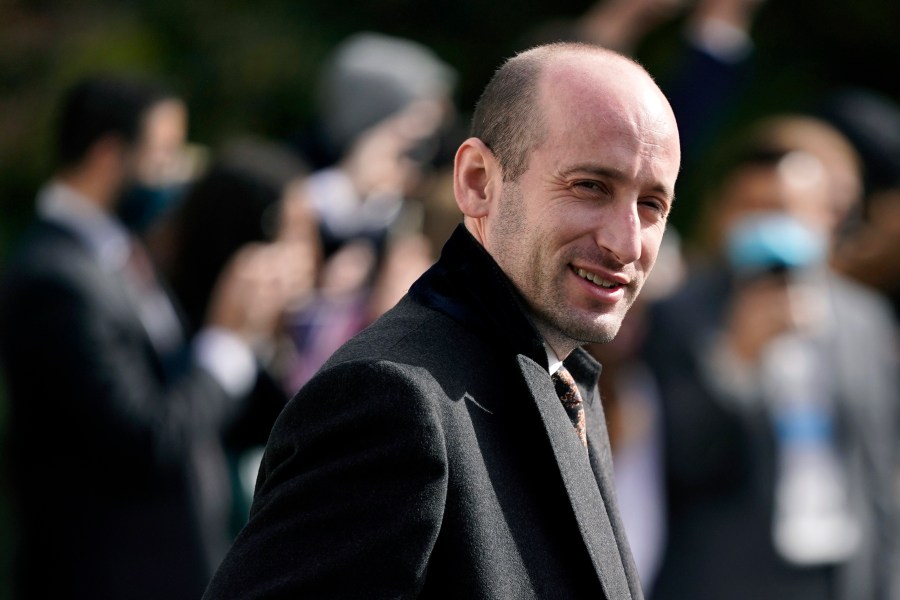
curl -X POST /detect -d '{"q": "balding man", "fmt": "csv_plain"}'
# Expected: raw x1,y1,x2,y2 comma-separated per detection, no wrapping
204,42,681,600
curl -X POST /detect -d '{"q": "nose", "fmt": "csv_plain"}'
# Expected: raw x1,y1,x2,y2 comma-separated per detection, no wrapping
594,202,641,265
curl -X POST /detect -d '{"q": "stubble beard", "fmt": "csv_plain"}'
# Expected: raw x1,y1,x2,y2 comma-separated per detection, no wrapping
532,291,631,350
491,183,635,353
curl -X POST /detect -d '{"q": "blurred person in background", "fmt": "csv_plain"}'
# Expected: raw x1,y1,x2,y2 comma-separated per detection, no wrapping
643,115,899,600
823,88,900,323
157,136,322,532
284,31,460,389
0,75,294,600
822,90,900,544
302,30,457,256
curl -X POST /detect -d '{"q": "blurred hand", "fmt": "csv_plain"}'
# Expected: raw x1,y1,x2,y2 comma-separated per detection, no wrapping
277,182,322,307
724,273,796,364
206,242,301,345
275,240,319,310
318,239,378,298
340,99,445,200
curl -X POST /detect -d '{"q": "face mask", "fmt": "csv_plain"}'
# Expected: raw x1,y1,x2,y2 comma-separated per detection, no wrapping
117,182,186,233
725,212,826,275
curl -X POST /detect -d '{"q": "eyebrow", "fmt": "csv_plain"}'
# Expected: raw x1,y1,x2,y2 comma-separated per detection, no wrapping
561,163,676,205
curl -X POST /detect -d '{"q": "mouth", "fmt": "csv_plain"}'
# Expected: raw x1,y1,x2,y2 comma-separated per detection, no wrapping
574,267,625,290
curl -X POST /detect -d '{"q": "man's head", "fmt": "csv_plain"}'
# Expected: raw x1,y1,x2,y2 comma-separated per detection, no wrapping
55,75,187,217
704,115,862,256
454,43,681,358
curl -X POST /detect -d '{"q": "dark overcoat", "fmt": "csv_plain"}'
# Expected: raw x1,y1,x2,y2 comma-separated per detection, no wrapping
204,226,643,599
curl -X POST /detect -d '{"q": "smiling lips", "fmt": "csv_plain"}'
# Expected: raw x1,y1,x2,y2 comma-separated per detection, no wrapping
575,267,624,290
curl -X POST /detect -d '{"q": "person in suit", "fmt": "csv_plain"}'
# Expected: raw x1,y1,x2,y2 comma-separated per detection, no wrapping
644,116,899,600
203,42,681,599
0,76,292,600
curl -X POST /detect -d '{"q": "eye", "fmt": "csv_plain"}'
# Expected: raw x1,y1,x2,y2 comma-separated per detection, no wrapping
639,197,670,220
573,180,610,195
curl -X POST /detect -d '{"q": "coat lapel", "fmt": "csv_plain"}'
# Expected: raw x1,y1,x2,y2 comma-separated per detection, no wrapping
517,355,633,600
584,389,645,600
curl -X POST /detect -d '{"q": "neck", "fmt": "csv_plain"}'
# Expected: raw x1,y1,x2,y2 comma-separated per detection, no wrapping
535,322,579,361
463,217,488,247
57,167,117,214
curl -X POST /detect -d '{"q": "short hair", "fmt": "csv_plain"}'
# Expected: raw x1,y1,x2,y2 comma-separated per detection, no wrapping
56,75,177,168
470,42,629,182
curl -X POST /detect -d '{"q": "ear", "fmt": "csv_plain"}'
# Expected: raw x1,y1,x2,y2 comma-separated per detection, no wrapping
453,137,502,218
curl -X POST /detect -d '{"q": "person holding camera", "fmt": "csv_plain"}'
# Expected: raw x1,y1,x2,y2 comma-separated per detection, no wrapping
642,115,899,600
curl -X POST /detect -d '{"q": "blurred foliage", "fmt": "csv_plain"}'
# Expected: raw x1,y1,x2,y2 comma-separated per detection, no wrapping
2,0,900,250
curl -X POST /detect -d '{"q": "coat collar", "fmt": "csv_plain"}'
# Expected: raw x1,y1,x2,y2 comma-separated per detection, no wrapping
409,224,548,368
409,224,601,390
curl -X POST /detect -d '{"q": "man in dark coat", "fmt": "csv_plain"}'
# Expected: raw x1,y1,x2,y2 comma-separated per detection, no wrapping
0,76,290,600
204,42,681,599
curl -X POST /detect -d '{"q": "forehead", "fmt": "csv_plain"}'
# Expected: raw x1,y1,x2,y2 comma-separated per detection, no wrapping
535,54,680,173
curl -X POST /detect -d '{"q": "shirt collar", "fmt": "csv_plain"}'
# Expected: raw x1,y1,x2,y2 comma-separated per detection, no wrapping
545,343,563,375
36,180,131,271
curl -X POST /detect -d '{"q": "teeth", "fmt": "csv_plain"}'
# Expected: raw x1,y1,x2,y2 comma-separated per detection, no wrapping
576,268,618,289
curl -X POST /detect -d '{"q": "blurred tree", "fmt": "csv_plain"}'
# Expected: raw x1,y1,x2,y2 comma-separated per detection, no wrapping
3,0,899,257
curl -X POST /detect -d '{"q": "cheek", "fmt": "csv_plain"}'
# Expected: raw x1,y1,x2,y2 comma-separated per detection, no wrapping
541,206,596,248
639,229,665,270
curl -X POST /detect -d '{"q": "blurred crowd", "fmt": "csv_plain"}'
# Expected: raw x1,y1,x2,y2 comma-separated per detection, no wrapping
0,0,899,598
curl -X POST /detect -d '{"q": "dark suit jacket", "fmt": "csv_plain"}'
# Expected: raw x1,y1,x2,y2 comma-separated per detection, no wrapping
204,225,643,599
0,219,255,600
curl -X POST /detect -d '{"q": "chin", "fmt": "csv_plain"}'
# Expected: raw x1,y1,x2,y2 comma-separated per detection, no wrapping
586,329,619,346
538,306,624,349
584,310,627,343
565,318,622,347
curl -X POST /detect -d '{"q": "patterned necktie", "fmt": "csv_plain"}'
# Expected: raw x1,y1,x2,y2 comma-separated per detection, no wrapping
552,365,587,448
